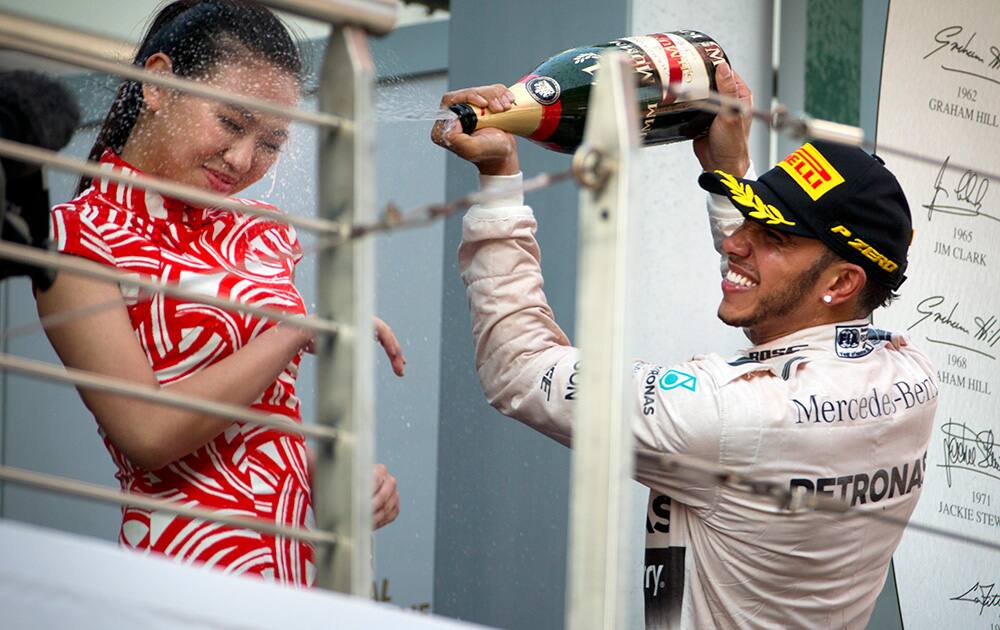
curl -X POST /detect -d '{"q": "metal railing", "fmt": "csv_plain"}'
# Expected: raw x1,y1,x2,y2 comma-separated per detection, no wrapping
0,30,348,132
0,0,396,596
312,23,378,595
256,0,398,34
565,50,637,630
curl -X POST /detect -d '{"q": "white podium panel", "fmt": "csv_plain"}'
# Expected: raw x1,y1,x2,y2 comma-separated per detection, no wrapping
0,521,486,630
876,2,1000,628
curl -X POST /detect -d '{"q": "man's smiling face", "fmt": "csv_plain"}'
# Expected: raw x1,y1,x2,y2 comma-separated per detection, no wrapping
718,220,837,341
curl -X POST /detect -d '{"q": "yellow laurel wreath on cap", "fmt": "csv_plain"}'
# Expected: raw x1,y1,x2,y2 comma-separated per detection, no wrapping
714,170,796,227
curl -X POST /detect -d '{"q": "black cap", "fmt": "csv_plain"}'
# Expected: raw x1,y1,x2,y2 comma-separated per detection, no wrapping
448,103,479,135
698,141,912,289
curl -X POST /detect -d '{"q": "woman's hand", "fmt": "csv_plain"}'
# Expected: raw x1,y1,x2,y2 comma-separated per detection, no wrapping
372,463,399,530
298,318,404,377
304,453,399,530
431,84,520,176
375,317,406,377
693,61,753,177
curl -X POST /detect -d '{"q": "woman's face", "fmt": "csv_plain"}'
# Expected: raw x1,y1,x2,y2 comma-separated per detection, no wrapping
132,54,300,197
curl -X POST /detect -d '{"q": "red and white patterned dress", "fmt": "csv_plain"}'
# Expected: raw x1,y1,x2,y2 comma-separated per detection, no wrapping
49,150,315,586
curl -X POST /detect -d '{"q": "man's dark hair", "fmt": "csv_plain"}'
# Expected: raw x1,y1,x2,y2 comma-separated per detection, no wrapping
813,248,898,317
855,281,898,317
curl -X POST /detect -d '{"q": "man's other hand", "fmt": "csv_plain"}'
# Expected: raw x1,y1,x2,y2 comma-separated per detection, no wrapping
693,61,752,177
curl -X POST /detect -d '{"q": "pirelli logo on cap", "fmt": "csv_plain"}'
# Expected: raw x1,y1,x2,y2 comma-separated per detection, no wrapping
778,142,845,201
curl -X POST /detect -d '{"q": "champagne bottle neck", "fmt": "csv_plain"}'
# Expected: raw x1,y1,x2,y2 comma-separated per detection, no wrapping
450,103,478,135
450,82,550,139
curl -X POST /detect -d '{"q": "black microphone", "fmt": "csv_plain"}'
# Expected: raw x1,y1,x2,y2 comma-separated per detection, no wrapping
0,70,81,291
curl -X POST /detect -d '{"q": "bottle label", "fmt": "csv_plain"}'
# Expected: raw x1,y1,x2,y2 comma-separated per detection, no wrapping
609,37,662,90
621,34,712,105
525,76,562,106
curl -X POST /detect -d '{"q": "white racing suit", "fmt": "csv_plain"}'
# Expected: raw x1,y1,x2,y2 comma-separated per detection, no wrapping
459,172,938,629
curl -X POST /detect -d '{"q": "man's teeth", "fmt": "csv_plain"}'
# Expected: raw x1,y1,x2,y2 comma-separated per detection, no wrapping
725,269,758,287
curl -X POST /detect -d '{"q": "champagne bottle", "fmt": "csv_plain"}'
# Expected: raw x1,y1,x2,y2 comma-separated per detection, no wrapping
449,31,729,154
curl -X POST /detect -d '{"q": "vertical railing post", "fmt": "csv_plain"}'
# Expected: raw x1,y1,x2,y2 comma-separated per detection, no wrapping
0,164,6,517
313,25,376,595
566,50,638,630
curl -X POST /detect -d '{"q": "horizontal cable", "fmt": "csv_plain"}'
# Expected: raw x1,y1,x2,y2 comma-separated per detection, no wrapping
0,11,133,62
344,86,997,246
313,88,1000,253
0,241,341,336
669,84,1000,182
2,295,146,343
0,28,349,133
317,168,577,250
0,464,339,546
0,353,341,442
10,87,981,342
647,451,1000,553
0,139,349,237
254,0,398,35
0,167,579,342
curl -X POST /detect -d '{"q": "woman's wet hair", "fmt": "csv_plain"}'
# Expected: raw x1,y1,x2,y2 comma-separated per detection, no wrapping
78,0,302,193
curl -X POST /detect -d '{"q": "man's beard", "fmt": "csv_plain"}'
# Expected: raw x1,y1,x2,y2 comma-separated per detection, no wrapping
717,256,831,329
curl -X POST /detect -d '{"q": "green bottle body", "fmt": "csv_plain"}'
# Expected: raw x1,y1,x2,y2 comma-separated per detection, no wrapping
451,31,729,154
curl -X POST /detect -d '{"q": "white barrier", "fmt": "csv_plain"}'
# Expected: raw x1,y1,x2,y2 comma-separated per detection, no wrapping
0,520,486,630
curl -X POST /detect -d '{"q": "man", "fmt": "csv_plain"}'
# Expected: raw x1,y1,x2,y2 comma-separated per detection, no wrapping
0,71,80,290
432,62,937,629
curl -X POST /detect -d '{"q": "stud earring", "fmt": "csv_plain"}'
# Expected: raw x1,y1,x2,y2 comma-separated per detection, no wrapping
822,295,833,304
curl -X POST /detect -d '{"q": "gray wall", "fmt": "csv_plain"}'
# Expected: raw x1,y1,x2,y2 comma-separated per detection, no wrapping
367,71,448,611
432,1,629,628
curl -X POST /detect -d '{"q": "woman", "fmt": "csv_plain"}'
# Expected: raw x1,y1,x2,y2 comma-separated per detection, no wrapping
36,0,401,586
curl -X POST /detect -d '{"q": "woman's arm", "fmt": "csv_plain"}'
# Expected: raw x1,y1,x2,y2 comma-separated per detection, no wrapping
36,271,311,471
